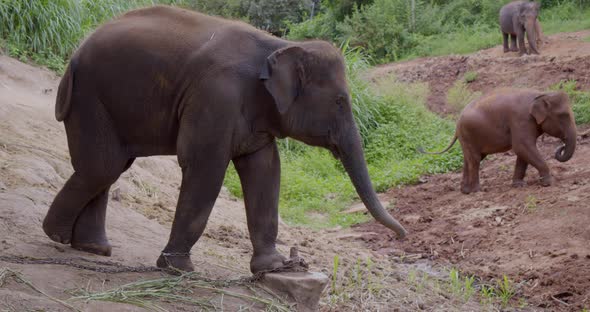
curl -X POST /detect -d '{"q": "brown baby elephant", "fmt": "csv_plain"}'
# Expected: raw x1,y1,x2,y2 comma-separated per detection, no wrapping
424,88,576,194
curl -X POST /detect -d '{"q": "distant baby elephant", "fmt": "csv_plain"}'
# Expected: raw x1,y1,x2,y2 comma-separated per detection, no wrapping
424,88,576,194
500,1,541,55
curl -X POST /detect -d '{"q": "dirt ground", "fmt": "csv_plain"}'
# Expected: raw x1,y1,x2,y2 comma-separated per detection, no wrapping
0,53,483,311
1,29,590,311
356,31,590,310
367,30,590,116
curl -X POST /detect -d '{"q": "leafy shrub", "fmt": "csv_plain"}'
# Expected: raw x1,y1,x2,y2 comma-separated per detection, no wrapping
447,79,482,112
550,80,590,125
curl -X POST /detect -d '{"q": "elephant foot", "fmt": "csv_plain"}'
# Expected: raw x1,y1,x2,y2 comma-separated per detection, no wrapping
461,184,480,194
42,219,72,245
156,252,194,273
512,180,526,188
250,249,287,274
540,175,553,187
71,241,112,256
503,48,509,53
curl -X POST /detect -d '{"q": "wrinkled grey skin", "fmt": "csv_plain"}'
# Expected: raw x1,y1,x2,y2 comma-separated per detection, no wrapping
500,1,541,55
42,5,407,274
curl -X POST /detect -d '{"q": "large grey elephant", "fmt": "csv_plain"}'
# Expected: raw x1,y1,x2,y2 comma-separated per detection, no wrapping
500,1,541,55
42,5,407,274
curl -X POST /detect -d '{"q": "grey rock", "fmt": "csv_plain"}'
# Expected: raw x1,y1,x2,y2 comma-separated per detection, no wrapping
261,272,328,312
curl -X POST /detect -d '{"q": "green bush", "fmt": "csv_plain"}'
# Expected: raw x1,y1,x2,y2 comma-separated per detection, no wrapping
550,80,590,125
288,0,590,64
446,79,481,112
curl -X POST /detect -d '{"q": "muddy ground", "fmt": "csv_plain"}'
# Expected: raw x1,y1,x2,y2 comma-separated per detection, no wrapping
356,30,590,311
1,29,589,311
0,52,481,311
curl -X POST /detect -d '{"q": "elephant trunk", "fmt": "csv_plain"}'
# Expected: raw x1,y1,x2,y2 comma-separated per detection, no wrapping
337,127,407,238
555,127,577,162
526,19,539,54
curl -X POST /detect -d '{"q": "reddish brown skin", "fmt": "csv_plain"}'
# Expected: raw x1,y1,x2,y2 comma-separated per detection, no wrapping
42,5,406,274
455,88,576,194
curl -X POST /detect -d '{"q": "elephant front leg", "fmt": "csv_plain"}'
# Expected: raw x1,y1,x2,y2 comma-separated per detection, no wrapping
510,34,519,52
233,142,286,274
514,141,552,186
503,33,510,53
512,156,528,187
517,31,528,55
157,152,230,272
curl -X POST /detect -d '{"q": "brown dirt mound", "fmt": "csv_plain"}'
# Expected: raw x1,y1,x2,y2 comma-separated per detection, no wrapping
355,135,590,310
356,30,590,311
367,30,590,116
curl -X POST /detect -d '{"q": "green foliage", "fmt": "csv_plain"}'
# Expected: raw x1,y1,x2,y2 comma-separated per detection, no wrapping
463,71,478,83
550,80,590,125
289,0,590,63
496,275,515,307
245,0,313,35
448,268,476,302
447,79,481,111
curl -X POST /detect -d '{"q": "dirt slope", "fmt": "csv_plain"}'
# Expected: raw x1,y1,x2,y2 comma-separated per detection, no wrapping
0,54,487,311
367,30,590,115
357,31,590,311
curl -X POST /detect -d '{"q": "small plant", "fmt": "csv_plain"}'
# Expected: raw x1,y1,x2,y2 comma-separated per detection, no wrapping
496,275,515,308
463,71,478,83
447,79,482,111
524,195,538,213
407,269,417,285
449,268,462,295
479,284,495,305
331,255,340,295
463,275,476,302
448,268,476,302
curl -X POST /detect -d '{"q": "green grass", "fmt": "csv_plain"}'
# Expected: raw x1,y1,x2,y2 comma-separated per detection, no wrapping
541,4,590,35
0,0,190,72
446,79,482,112
404,24,500,60
549,80,590,125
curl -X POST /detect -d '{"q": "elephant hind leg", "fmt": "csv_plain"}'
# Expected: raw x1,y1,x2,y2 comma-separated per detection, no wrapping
43,96,129,248
460,143,482,194
70,158,135,256
43,170,121,245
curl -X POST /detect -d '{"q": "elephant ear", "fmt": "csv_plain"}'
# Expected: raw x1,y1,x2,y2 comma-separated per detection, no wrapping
259,46,306,115
530,93,554,124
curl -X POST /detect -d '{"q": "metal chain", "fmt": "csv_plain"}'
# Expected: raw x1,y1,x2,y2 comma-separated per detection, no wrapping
0,247,308,277
0,255,162,274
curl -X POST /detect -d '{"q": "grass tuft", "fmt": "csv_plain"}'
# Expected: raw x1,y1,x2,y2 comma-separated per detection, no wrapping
71,271,291,311
447,79,481,112
549,80,590,125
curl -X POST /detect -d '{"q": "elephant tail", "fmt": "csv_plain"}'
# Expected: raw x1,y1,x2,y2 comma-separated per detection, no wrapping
417,135,458,155
55,57,77,121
